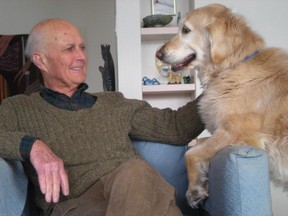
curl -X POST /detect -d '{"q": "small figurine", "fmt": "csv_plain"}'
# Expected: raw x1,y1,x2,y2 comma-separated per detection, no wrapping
168,72,182,84
177,12,181,25
183,75,191,84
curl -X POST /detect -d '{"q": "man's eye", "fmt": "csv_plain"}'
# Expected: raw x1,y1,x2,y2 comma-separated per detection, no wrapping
66,47,74,51
182,25,191,34
80,45,86,51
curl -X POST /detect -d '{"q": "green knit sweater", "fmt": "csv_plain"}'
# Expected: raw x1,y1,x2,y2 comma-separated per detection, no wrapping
0,91,204,212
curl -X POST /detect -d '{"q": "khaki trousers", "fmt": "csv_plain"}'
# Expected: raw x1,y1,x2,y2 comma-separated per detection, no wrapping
50,159,182,216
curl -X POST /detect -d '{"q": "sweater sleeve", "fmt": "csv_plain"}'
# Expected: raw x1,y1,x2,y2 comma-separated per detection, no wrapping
0,98,31,160
130,96,205,144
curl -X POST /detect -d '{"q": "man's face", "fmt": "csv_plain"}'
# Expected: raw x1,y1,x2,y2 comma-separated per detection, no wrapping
40,23,87,94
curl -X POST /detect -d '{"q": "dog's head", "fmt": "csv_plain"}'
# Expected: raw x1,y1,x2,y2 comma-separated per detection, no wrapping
156,4,264,78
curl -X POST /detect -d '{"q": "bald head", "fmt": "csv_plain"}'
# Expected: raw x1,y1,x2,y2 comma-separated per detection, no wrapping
25,19,82,62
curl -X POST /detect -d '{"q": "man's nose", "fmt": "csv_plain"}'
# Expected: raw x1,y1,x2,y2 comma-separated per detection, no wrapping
75,49,87,61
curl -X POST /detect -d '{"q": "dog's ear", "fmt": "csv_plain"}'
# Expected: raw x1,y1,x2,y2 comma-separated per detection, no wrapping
208,17,242,64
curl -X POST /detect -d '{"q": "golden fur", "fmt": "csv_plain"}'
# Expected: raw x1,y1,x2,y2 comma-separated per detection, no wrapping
156,3,288,208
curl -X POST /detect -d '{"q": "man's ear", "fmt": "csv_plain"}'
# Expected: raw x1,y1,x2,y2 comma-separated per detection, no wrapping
32,52,47,72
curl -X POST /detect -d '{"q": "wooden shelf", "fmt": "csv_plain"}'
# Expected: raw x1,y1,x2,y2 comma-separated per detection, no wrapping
141,27,178,35
142,83,195,95
141,27,178,41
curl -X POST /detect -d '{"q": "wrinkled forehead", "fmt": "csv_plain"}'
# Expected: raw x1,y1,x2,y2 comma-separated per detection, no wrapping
40,20,84,47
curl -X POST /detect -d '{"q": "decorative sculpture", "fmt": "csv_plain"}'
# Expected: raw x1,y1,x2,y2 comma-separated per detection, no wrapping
99,44,115,91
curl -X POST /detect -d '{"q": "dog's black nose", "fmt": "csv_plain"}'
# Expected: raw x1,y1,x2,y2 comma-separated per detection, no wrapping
156,49,164,60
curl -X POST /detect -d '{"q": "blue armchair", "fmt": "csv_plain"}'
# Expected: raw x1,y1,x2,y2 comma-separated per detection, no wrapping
0,140,272,216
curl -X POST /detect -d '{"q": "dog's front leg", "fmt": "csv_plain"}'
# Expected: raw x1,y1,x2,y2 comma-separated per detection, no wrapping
185,129,238,208
185,144,210,208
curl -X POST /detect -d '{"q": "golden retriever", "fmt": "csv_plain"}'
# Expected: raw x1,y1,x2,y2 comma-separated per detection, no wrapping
156,3,288,208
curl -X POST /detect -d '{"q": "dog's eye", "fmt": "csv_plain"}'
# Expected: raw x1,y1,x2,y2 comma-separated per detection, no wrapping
182,25,191,34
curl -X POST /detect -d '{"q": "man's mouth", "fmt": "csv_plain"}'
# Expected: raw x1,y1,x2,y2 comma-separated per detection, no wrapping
171,54,196,72
71,67,84,71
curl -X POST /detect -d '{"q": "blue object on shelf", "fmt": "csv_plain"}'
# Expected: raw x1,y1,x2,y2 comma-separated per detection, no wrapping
152,78,160,85
142,76,160,85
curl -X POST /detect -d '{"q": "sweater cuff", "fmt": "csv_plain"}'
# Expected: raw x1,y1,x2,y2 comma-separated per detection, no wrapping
20,135,37,160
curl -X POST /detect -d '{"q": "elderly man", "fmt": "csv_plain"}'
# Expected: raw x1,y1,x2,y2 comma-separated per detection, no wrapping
0,18,204,216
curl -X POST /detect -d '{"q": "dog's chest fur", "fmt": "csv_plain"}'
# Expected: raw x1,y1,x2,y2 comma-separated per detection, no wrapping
197,56,274,133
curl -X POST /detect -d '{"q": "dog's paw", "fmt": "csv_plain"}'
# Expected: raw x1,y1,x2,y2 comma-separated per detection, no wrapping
186,185,209,208
188,137,209,148
188,139,198,148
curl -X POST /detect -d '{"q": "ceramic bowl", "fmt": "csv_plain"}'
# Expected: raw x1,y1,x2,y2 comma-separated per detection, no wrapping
142,14,173,27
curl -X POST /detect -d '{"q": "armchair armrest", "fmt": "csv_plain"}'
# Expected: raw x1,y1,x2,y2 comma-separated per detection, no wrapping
203,145,273,216
0,158,28,216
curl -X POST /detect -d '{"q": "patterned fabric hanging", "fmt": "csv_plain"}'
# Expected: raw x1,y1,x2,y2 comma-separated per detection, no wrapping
0,34,43,103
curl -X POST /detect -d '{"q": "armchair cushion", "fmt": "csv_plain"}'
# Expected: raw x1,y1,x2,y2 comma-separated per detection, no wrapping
132,140,191,212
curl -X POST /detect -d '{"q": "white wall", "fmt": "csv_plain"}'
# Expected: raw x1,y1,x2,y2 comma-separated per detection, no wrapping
0,0,117,93
116,0,142,99
195,0,288,49
195,1,288,216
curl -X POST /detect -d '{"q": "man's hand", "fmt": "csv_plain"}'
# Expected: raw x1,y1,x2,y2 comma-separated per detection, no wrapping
30,139,69,203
